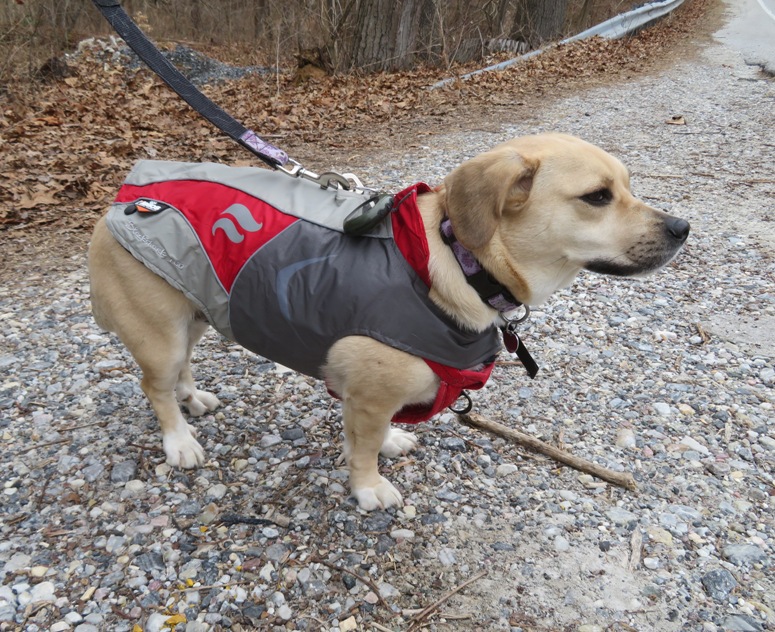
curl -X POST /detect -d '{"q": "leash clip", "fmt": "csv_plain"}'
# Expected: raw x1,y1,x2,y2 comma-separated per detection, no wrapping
278,159,372,193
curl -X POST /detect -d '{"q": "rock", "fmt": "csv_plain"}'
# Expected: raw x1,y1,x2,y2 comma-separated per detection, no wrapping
29,581,56,603
678,435,710,455
646,526,673,546
280,427,304,441
123,479,145,496
722,544,767,566
643,557,660,570
615,428,637,448
264,543,288,563
390,529,415,541
439,437,467,452
110,460,137,483
721,614,764,631
262,527,280,538
701,569,737,601
177,500,201,516
339,616,357,632
438,548,456,566
260,434,282,448
363,511,393,532
4,552,31,573
144,612,167,632
492,542,516,551
554,536,570,552
653,402,671,417
378,582,400,598
496,463,519,477
206,483,228,500
435,487,462,501
605,507,638,525
134,552,165,573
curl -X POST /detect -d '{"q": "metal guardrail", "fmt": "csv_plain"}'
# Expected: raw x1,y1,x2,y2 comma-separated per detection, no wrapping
430,0,686,89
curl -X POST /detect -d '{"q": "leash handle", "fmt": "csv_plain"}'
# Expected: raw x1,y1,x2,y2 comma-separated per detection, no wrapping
91,0,288,168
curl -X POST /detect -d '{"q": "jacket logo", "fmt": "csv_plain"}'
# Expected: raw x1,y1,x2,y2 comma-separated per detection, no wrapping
211,204,263,243
276,256,336,320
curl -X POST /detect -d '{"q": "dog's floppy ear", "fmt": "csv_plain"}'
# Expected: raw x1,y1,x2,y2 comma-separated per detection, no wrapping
443,148,536,250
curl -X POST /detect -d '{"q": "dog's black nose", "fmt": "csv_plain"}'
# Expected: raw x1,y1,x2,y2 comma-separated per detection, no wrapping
665,216,690,242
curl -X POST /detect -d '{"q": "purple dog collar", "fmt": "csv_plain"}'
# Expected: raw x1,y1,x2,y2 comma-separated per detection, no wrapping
439,219,522,313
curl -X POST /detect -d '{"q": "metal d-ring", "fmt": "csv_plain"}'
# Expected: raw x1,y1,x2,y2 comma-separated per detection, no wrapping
504,304,530,333
448,392,473,415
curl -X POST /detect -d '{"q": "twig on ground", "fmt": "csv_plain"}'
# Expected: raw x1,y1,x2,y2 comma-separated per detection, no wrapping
459,412,638,491
312,557,396,616
22,437,70,453
407,569,487,631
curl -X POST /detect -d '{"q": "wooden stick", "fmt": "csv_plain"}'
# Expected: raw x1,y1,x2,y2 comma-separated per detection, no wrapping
459,412,637,491
312,557,395,616
407,570,487,631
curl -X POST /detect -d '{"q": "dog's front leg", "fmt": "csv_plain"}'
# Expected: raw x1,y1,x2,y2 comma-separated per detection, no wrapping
325,336,438,511
342,399,403,511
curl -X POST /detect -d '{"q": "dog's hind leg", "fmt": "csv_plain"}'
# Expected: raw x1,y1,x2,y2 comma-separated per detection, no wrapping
136,339,206,469
88,218,206,468
175,319,221,417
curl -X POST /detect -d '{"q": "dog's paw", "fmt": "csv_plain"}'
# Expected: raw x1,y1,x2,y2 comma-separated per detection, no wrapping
352,476,404,511
163,423,205,468
182,390,221,417
380,427,419,458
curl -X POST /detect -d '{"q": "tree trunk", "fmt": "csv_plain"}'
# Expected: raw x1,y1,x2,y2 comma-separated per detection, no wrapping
334,0,430,72
511,0,570,48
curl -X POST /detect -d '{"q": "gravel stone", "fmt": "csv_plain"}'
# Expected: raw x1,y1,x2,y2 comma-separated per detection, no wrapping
110,460,137,483
722,544,767,566
701,569,738,601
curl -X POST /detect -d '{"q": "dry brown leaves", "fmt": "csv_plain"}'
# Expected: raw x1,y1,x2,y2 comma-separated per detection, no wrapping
0,0,711,231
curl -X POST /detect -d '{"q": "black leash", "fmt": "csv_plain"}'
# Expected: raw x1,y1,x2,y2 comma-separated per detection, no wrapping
91,0,401,232
91,0,288,169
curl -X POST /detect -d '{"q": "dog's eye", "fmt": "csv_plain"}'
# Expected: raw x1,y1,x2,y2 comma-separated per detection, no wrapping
580,189,612,206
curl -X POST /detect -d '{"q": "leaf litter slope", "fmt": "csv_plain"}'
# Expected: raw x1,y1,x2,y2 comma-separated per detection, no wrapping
0,0,713,236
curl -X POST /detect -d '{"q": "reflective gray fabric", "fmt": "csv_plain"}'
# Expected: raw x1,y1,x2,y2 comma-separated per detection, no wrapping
106,202,234,338
122,160,391,238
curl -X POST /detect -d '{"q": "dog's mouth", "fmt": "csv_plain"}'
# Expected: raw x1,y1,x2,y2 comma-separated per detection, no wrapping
585,215,690,278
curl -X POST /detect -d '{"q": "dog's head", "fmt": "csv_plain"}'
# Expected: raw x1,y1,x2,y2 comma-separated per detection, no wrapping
442,133,689,305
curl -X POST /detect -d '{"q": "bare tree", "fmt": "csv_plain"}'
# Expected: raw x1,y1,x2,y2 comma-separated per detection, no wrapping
324,0,433,72
511,0,570,48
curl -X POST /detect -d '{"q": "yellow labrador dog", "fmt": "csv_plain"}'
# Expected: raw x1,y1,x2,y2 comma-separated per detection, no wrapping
89,133,689,511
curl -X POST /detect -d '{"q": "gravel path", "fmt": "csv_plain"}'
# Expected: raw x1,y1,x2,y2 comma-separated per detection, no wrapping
1,5,774,632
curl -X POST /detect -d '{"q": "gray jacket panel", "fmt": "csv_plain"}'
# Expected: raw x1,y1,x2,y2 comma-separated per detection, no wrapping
229,221,501,378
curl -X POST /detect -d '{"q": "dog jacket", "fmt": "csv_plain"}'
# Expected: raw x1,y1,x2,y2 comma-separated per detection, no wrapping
106,160,501,423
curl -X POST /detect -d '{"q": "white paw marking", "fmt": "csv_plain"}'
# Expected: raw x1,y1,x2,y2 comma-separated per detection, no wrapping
380,427,419,458
163,422,205,468
182,390,221,417
352,476,404,511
